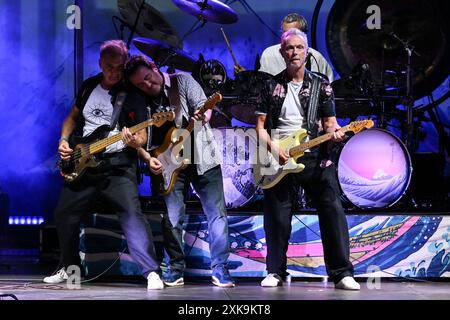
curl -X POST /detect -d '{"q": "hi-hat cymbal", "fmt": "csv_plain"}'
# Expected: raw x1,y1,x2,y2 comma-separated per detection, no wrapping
172,0,238,24
133,37,196,72
118,0,182,48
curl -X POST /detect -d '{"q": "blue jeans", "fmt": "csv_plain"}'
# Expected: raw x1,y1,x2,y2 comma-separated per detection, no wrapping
162,165,230,272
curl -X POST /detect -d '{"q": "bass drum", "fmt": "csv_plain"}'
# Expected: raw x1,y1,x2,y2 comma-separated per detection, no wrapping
216,127,262,208
337,129,412,209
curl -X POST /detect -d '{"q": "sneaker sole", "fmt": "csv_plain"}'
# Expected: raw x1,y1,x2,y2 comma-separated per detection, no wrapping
211,276,235,288
163,278,184,287
335,284,360,290
147,285,164,290
261,282,283,287
43,278,68,284
43,280,67,284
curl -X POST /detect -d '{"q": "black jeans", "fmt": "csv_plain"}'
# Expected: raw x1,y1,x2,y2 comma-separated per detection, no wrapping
263,152,354,283
54,161,160,278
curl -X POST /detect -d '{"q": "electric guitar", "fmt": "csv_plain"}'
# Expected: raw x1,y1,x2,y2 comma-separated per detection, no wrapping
151,92,222,195
253,120,374,189
59,111,175,183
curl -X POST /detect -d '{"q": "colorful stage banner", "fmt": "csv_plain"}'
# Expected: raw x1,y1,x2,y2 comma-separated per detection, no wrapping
80,214,450,278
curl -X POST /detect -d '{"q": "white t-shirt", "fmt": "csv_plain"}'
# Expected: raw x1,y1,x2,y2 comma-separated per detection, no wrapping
276,81,308,138
82,84,124,153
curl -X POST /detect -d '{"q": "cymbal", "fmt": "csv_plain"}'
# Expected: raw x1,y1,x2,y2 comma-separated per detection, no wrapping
118,0,182,48
133,37,196,72
326,0,450,100
172,0,238,24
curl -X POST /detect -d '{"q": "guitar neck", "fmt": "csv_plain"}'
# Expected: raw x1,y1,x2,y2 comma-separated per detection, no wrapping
89,120,153,154
289,124,351,157
184,100,216,134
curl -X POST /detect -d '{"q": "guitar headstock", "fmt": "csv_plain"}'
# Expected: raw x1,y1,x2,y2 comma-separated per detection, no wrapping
152,111,176,127
348,119,374,133
204,92,223,111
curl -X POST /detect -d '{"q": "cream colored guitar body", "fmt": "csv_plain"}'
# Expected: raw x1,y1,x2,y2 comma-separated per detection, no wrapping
253,129,307,189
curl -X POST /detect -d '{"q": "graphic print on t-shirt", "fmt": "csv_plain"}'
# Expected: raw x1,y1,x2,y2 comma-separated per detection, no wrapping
82,84,124,153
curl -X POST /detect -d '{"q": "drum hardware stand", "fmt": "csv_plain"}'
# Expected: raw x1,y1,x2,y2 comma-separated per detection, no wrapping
212,107,232,121
390,32,423,209
157,49,178,74
377,100,386,129
112,0,146,48
389,32,422,153
181,19,206,42
127,0,146,48
424,94,450,157
179,0,213,42
224,0,278,39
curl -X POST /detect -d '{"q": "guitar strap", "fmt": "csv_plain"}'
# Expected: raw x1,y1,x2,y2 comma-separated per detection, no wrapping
147,75,180,151
110,91,127,131
168,74,182,128
305,74,321,137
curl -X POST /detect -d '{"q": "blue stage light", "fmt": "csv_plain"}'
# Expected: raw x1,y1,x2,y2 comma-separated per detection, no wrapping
8,216,44,225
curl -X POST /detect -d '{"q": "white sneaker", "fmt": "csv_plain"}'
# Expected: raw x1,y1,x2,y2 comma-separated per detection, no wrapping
43,268,68,284
261,273,283,287
147,272,164,290
335,276,361,290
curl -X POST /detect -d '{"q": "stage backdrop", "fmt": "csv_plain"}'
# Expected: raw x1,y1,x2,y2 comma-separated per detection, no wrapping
80,213,450,278
0,0,448,224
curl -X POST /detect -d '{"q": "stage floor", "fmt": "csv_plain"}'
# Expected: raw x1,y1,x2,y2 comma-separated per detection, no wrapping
0,275,449,300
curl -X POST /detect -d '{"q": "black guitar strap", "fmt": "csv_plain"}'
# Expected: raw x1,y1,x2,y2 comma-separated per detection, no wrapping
147,74,180,150
168,74,182,128
306,74,321,136
110,91,127,130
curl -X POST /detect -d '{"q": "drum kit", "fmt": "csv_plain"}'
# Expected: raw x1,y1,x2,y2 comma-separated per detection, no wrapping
115,0,449,210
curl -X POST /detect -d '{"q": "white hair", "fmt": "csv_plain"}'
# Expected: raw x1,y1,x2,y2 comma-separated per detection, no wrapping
281,28,309,52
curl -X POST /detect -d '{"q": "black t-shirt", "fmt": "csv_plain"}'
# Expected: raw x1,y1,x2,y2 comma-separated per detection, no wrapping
147,93,176,149
74,73,147,129
73,74,148,162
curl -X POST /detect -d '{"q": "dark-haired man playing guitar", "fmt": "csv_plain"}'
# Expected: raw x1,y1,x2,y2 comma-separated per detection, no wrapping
125,55,235,288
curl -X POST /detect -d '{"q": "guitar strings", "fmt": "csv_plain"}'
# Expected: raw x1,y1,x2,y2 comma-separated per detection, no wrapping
61,114,171,164
64,120,364,164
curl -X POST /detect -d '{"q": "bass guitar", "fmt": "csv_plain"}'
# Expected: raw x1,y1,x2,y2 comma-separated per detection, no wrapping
59,111,175,183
